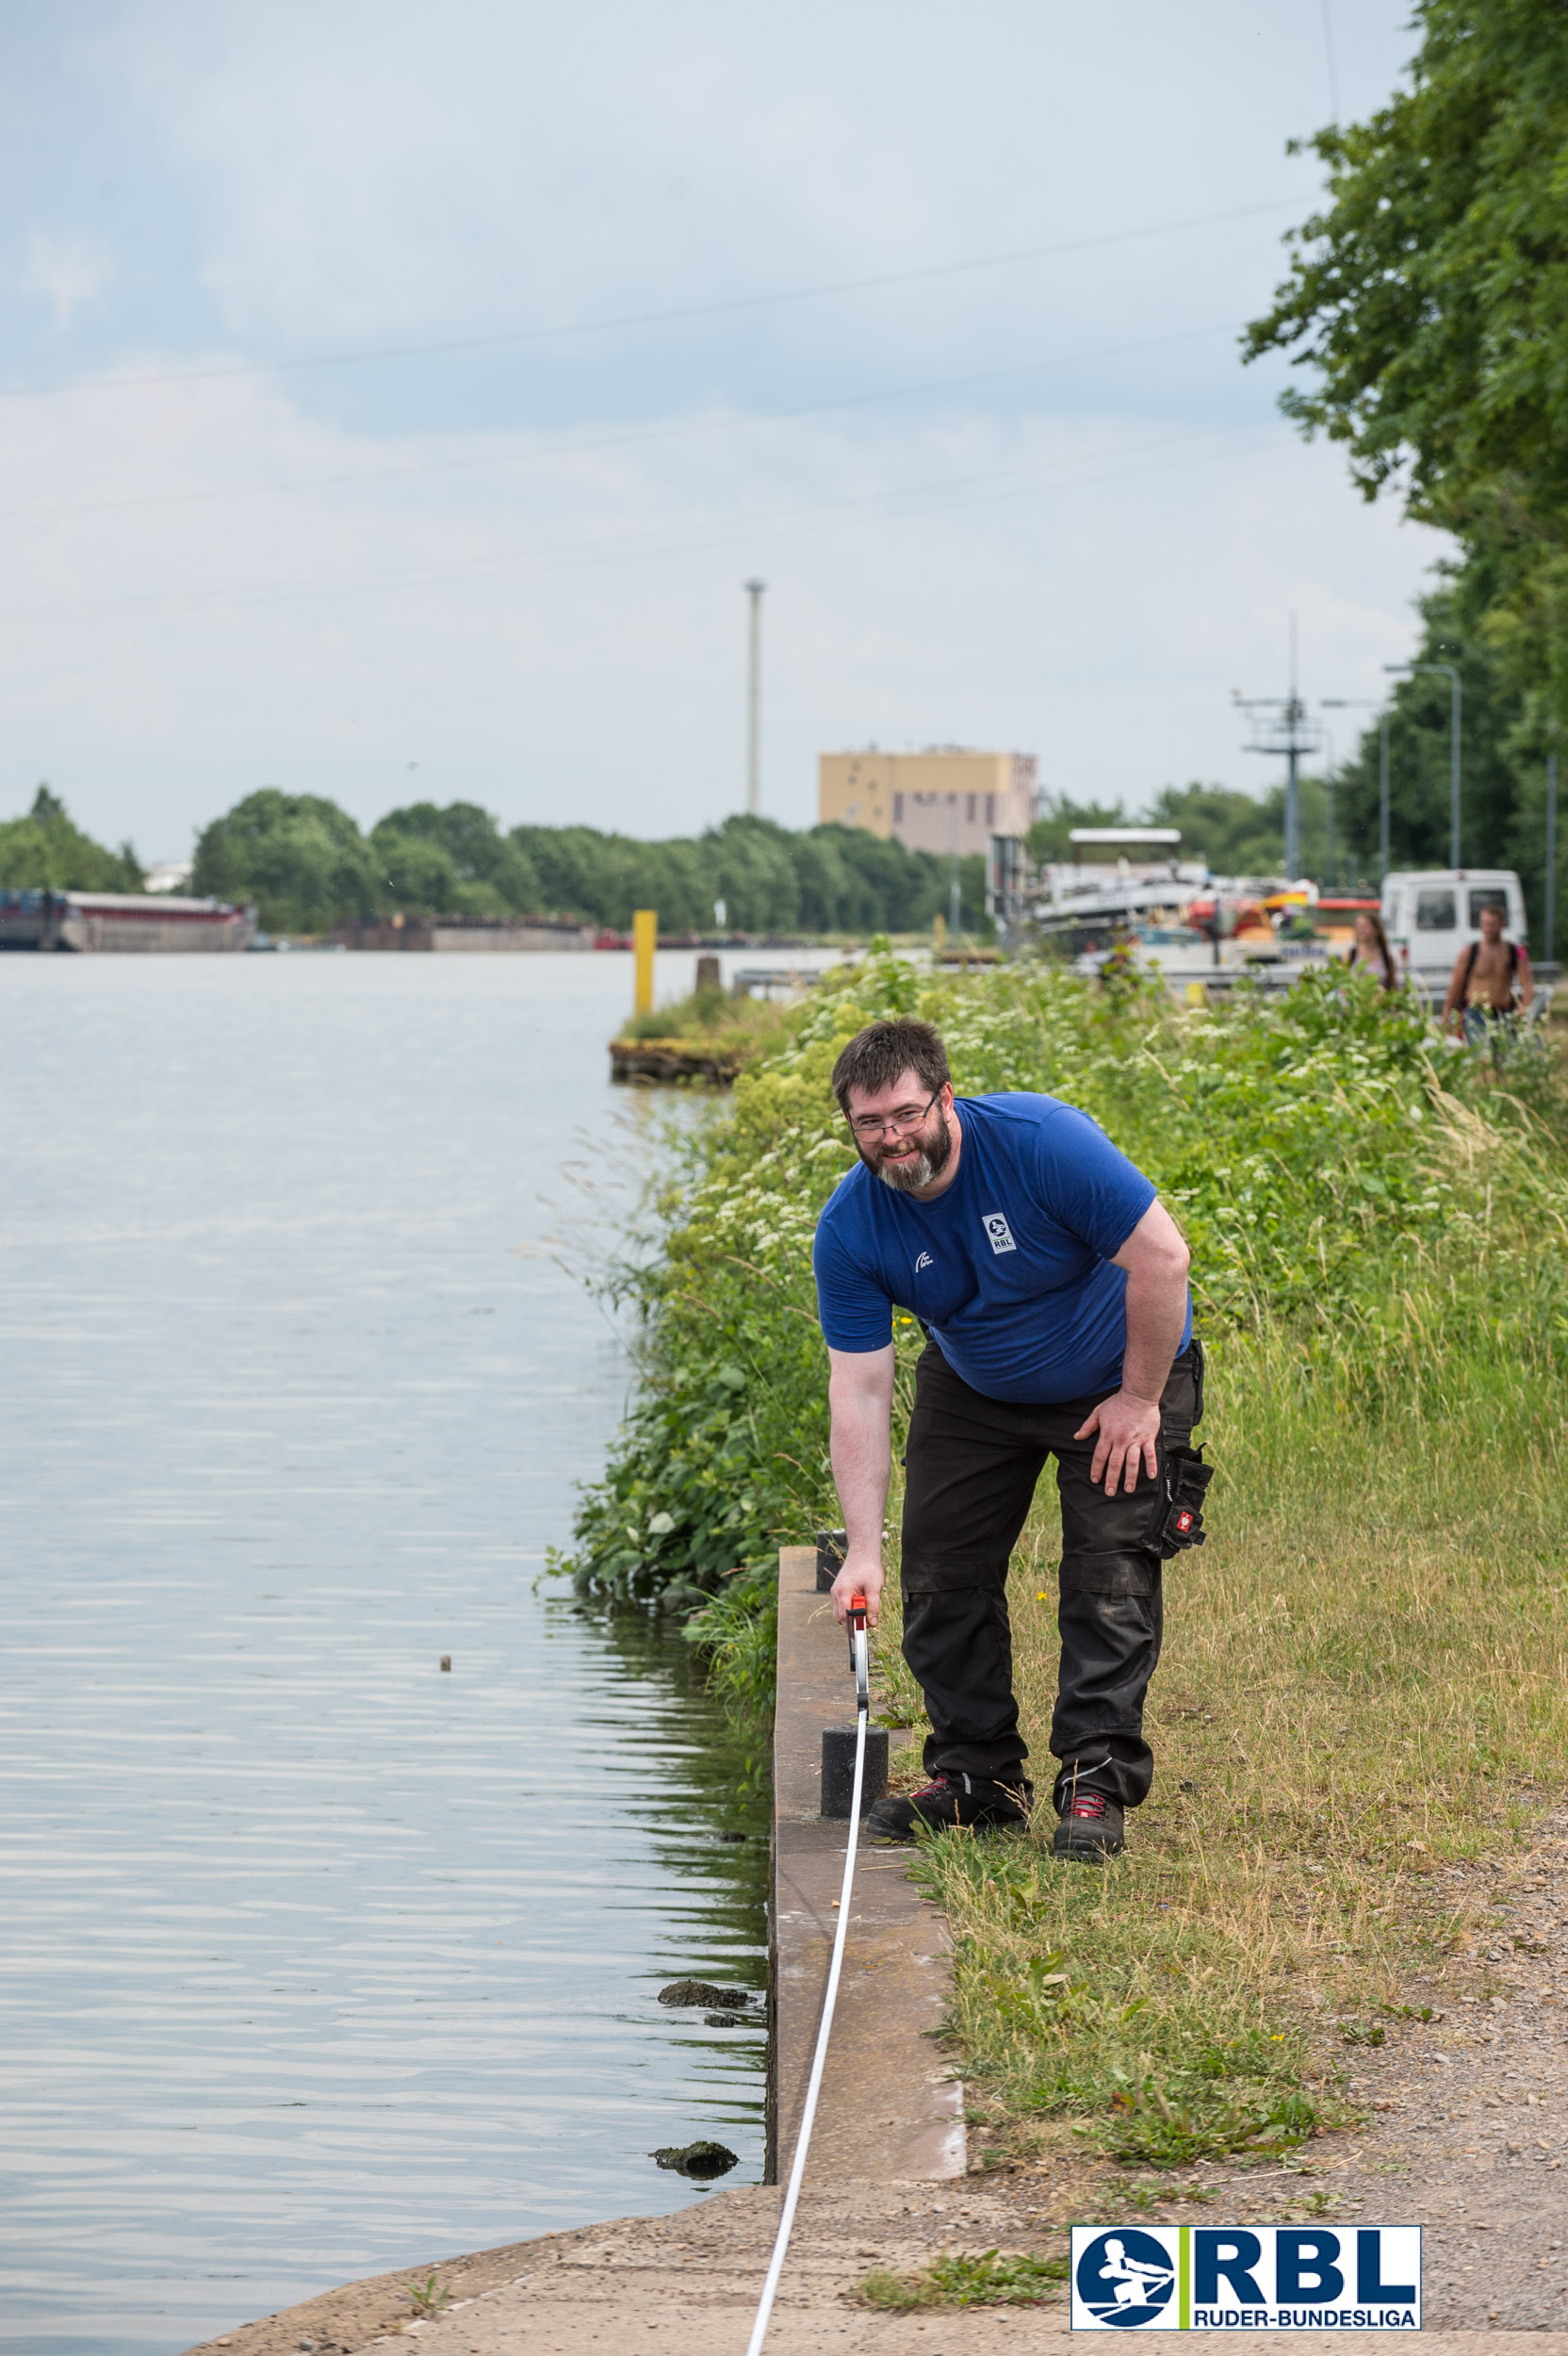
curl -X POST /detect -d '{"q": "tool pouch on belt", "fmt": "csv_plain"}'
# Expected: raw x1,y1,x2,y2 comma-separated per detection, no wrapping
1148,1445,1213,1560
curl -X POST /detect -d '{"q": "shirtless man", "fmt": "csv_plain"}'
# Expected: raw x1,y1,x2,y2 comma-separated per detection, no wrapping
1442,899,1534,1042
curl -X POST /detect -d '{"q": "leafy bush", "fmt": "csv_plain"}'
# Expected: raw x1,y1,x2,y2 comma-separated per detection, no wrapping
563,952,1559,1627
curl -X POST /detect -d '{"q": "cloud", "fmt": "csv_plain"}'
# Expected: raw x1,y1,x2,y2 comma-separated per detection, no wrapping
0,363,1445,860
87,0,1388,369
0,1,1438,861
22,232,114,329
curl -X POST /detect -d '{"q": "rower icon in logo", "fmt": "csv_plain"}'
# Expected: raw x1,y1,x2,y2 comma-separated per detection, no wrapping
1075,2230,1176,2327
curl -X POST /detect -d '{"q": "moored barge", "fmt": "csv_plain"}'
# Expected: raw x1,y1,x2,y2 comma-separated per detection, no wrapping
0,890,257,951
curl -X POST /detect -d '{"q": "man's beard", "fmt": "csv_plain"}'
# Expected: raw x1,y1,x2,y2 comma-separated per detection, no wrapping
862,1112,954,1193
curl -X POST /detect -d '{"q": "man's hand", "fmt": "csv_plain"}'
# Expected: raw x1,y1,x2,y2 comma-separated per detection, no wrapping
1074,1387,1162,1494
831,1554,885,1628
1099,1200,1188,1489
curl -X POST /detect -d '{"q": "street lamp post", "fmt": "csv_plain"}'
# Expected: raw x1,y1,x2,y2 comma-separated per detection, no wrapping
743,580,765,816
1385,662,1462,866
1548,717,1559,969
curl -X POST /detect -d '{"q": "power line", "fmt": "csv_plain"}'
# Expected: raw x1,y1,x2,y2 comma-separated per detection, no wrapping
7,343,1247,535
0,319,1244,524
1320,0,1342,123
0,417,1281,626
0,199,1296,405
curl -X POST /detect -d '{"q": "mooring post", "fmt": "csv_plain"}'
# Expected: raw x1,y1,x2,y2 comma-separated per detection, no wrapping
632,908,657,1016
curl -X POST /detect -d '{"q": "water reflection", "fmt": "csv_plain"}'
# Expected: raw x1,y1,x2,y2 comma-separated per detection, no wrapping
0,955,770,2356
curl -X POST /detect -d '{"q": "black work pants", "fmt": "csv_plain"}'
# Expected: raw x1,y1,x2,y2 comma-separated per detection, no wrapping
899,1339,1203,1811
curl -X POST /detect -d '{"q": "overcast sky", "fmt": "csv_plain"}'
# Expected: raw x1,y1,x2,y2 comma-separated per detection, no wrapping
0,1,1437,859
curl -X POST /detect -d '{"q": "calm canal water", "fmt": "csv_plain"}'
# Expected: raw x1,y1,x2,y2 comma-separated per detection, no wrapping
0,952,792,2356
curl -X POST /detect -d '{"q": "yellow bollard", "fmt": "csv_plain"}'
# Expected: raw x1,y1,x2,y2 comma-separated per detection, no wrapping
633,908,657,1016
933,912,947,954
1184,980,1209,1008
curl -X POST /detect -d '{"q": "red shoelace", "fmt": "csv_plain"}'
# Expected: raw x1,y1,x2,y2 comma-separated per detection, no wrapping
1066,1789,1108,1820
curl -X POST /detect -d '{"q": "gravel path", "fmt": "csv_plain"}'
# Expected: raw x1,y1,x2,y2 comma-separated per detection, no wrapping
1131,1821,1568,2332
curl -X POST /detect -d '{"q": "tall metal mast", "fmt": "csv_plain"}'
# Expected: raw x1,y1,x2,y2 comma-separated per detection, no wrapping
1233,616,1323,881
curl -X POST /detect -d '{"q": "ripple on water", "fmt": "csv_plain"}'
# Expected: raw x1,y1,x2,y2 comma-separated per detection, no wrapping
0,955,769,2354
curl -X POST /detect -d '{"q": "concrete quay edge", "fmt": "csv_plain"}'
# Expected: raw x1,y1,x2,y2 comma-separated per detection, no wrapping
768,1544,966,2188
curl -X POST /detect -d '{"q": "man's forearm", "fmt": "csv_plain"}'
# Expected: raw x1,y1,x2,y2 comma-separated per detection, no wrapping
1119,1263,1189,1403
830,1392,892,1559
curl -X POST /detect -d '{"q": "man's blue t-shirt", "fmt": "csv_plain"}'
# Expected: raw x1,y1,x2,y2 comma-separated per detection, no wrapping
812,1092,1189,1405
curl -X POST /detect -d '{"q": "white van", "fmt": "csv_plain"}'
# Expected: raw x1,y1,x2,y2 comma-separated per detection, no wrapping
1381,869,1527,1006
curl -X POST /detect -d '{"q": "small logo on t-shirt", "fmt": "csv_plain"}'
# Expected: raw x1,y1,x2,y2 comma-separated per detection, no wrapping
914,1251,934,1273
982,1211,1017,1254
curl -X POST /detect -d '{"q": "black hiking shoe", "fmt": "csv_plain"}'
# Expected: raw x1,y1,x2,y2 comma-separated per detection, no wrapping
864,1773,1031,1844
1052,1788,1125,1862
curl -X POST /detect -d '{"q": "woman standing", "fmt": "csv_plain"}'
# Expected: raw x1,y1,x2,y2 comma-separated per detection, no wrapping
1345,908,1396,990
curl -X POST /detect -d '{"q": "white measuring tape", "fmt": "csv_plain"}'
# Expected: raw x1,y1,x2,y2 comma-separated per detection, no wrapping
743,1598,871,2356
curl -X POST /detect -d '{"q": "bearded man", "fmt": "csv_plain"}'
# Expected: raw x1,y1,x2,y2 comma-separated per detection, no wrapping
812,1016,1208,1861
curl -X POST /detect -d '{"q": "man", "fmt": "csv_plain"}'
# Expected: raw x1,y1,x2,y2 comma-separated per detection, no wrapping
812,1017,1207,1862
1442,898,1534,1043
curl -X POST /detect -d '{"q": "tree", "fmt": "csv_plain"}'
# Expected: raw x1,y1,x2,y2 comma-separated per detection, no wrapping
1332,578,1522,866
506,812,985,935
370,800,541,915
1144,784,1285,877
1024,793,1127,867
193,789,378,934
1244,0,1568,732
1245,3,1568,532
0,784,142,891
1242,3,1568,924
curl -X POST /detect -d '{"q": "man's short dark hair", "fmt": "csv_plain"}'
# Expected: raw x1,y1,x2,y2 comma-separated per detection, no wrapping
831,1018,950,1113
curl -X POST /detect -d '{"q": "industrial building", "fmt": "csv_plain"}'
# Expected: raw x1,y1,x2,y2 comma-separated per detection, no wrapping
818,748,1037,859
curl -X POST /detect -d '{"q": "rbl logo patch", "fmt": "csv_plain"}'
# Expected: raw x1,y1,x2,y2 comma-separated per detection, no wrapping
1176,1510,1194,1533
1070,2224,1421,2330
981,1210,1016,1254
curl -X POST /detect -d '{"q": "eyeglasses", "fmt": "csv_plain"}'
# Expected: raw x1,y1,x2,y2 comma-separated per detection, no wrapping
845,1088,941,1141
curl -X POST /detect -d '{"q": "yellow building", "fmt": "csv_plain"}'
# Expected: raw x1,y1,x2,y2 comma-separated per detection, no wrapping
818,748,1037,859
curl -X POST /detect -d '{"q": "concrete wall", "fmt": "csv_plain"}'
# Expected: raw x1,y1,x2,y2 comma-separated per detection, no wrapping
335,920,597,952
428,924,596,952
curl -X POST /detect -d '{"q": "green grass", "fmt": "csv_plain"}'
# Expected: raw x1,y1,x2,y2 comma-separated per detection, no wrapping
884,1285,1568,2168
858,2247,1069,2309
619,982,798,1049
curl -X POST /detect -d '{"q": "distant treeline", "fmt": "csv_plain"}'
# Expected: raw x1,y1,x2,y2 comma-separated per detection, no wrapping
0,784,991,938
8,590,1566,937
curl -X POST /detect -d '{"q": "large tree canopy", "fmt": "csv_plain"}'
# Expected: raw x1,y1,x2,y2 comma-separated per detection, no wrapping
1245,0,1568,545
1243,0,1568,934
0,785,142,892
193,789,380,935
